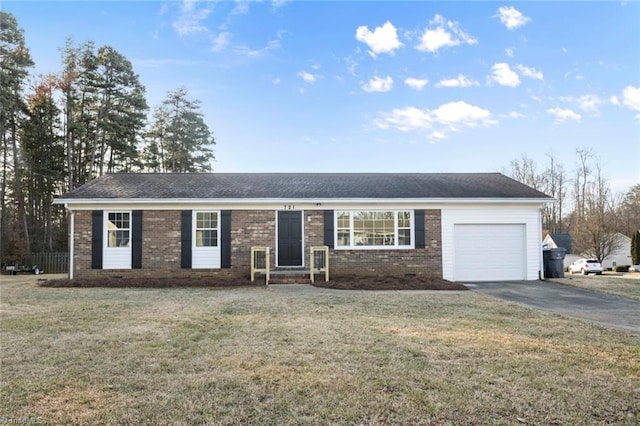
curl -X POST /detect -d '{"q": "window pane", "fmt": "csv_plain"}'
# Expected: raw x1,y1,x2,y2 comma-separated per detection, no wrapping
196,230,218,247
398,211,411,228
337,230,350,247
337,212,350,228
398,229,411,246
108,230,130,247
196,212,217,229
107,212,130,247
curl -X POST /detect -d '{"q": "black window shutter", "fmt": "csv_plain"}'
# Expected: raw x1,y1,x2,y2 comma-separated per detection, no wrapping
414,210,425,249
323,210,334,248
221,210,231,268
181,210,192,268
132,210,143,269
91,210,103,269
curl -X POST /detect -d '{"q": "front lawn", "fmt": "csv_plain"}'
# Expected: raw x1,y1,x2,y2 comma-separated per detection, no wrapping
550,274,640,301
1,275,638,424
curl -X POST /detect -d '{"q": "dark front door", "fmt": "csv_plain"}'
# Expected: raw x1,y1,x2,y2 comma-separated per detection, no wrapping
278,211,303,266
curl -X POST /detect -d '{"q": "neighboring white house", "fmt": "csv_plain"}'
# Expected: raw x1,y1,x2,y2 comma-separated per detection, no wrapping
600,233,632,270
544,232,632,270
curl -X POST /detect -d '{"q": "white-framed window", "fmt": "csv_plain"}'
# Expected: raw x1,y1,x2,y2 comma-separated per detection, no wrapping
107,212,130,248
195,211,218,247
335,210,413,249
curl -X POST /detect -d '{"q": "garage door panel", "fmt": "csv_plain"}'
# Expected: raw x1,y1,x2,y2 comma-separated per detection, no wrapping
454,224,525,281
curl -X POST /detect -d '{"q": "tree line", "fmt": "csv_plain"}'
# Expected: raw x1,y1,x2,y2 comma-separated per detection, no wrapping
1,12,216,262
505,149,640,264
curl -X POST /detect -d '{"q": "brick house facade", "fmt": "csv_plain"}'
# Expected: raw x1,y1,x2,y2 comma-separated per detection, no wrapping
71,208,443,280
56,173,550,282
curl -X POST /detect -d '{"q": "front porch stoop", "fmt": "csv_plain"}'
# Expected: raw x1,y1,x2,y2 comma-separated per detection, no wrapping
268,269,312,285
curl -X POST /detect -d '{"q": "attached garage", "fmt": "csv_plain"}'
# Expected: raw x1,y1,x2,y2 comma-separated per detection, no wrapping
453,224,526,281
441,206,544,282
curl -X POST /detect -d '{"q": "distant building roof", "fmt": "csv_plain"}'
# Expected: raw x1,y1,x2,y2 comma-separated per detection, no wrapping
550,233,573,253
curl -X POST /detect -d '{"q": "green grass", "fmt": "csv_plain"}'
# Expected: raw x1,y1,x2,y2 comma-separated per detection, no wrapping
1,275,639,425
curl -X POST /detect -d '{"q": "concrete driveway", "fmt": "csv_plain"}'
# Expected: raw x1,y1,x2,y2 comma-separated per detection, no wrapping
467,280,640,335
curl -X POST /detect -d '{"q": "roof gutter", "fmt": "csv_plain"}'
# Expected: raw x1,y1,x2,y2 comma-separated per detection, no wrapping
55,197,554,205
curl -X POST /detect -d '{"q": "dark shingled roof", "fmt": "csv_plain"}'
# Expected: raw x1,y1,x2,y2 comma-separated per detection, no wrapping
56,173,551,200
550,233,573,253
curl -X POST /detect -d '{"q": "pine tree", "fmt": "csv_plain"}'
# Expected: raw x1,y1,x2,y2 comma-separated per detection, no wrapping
632,230,640,266
0,11,34,261
143,87,215,173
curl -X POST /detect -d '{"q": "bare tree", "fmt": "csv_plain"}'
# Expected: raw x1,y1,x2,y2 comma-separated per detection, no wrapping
571,162,621,262
506,154,542,190
573,147,593,220
541,152,568,233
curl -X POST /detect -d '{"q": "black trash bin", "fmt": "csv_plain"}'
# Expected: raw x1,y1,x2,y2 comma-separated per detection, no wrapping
543,248,566,278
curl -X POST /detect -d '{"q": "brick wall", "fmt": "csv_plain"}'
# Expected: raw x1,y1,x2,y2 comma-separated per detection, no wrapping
72,208,442,279
328,209,442,278
230,210,276,271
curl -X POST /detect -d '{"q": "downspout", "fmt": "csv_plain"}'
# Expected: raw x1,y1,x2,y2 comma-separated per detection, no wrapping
66,204,74,280
538,207,544,281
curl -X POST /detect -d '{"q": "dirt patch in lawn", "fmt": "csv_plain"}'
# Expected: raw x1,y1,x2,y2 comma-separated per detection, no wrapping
313,275,468,291
39,276,254,288
39,275,468,291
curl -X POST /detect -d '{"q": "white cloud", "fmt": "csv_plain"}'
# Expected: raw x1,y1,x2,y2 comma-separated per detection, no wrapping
547,107,581,123
610,95,620,106
234,37,281,58
577,95,602,113
404,77,429,90
362,76,393,93
622,86,640,112
173,0,213,36
231,1,250,15
211,32,231,52
428,131,447,140
375,106,432,131
432,101,491,125
344,56,358,77
505,47,515,57
505,111,526,119
559,94,603,113
416,14,477,53
272,78,281,85
375,101,495,138
298,71,319,83
271,0,290,8
496,6,531,30
516,64,544,80
489,63,520,87
435,74,479,88
355,21,403,56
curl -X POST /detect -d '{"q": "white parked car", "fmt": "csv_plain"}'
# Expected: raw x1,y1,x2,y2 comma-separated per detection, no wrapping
568,259,603,275
629,265,640,272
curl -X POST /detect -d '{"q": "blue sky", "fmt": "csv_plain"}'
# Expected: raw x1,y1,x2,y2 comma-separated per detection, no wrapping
6,1,640,193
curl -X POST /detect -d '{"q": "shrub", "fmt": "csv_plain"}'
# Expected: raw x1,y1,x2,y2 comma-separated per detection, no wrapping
615,265,631,272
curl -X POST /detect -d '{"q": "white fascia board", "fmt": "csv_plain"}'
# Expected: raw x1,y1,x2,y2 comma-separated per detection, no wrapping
56,197,554,210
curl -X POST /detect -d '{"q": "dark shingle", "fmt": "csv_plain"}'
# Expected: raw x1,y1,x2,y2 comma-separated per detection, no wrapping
56,173,551,200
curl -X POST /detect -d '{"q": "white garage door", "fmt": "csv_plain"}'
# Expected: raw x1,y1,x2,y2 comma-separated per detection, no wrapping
453,224,526,281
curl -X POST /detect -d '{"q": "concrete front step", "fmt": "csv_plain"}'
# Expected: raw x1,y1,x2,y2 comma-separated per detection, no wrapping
269,277,312,284
268,270,312,284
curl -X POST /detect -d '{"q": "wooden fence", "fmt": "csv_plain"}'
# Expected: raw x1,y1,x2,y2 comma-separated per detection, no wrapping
31,252,69,273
